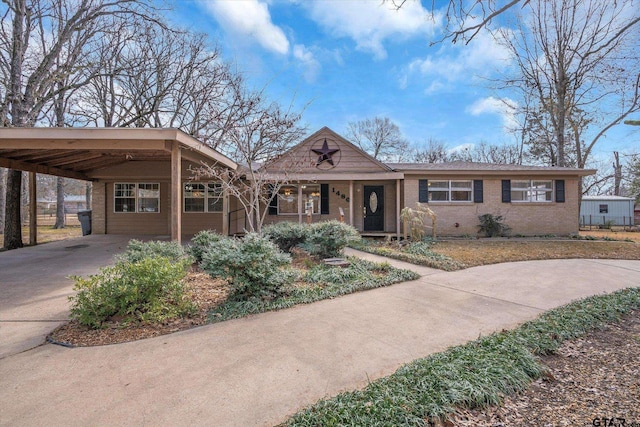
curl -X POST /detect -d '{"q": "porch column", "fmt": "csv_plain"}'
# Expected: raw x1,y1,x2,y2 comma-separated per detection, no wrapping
171,141,182,243
349,180,354,226
222,184,229,236
298,186,303,224
29,172,37,246
396,179,401,240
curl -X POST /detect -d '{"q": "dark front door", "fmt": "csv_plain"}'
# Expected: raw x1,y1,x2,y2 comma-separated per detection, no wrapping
363,186,384,231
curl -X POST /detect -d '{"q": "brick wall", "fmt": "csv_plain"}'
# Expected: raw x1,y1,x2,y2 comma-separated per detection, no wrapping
91,182,106,234
404,177,580,236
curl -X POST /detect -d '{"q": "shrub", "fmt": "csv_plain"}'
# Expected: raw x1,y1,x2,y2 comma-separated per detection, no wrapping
263,222,310,253
187,229,222,262
404,241,434,256
200,233,294,301
305,220,360,259
478,213,511,237
69,256,194,329
116,239,192,264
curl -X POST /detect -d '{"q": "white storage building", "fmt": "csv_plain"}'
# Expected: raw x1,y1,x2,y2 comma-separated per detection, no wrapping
580,195,635,227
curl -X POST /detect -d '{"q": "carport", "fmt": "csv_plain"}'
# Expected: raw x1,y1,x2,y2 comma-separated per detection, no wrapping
0,128,237,244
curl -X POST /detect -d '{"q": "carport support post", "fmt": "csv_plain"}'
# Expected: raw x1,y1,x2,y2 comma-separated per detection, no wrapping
171,142,181,244
29,172,37,245
396,179,401,240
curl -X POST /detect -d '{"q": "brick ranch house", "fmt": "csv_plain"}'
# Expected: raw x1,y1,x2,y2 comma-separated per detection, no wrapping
0,127,594,243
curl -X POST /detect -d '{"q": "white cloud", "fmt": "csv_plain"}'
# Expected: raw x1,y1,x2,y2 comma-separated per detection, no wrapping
300,1,440,60
466,96,519,132
293,44,321,82
198,0,289,55
402,28,512,92
449,143,475,154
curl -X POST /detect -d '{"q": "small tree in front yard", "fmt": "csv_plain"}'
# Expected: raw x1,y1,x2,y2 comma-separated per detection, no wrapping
192,78,308,235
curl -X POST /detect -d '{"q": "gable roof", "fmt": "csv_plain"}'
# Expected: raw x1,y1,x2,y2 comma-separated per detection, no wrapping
262,126,392,175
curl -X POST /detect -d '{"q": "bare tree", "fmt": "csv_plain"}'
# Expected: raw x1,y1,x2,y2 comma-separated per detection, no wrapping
71,20,236,150
194,79,307,235
0,0,158,250
386,0,529,44
345,116,409,161
499,0,640,171
613,151,623,196
412,138,451,163
626,154,640,201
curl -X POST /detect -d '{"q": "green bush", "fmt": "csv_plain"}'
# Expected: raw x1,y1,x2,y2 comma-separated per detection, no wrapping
405,241,434,256
116,239,192,264
478,213,511,237
69,256,194,329
304,220,360,259
200,233,294,301
263,222,310,253
187,229,222,262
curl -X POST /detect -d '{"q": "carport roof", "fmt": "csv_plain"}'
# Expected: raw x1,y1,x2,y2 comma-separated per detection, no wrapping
0,127,237,181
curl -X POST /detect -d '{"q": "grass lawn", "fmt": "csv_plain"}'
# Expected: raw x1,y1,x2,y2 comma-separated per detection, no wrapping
353,232,640,271
0,225,82,248
431,238,640,267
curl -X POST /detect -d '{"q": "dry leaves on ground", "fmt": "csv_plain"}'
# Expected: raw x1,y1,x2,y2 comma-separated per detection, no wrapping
449,310,640,426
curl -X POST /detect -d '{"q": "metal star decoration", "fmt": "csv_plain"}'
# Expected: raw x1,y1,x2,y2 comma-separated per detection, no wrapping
311,139,340,166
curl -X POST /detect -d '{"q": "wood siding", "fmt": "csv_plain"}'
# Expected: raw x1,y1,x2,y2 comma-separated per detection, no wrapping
105,182,170,235
264,128,389,174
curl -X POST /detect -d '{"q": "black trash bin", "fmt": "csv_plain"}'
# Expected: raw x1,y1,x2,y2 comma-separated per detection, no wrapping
77,210,92,236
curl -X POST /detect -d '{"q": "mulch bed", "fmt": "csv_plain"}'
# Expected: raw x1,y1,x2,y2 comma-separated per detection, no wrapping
447,310,640,426
48,270,230,347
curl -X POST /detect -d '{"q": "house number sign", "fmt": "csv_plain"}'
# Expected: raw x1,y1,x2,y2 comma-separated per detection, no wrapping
332,187,350,202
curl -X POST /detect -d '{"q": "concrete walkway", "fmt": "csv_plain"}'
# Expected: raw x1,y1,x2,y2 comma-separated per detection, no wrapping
1,239,640,427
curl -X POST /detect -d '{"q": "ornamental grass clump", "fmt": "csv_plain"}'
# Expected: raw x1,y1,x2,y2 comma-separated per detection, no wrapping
200,233,294,301
69,256,194,329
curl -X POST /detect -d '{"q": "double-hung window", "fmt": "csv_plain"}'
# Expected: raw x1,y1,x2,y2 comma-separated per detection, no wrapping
511,180,553,202
114,183,160,213
184,182,223,212
428,180,472,202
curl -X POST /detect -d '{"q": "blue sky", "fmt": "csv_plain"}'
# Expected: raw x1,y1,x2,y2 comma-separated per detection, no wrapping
168,0,637,161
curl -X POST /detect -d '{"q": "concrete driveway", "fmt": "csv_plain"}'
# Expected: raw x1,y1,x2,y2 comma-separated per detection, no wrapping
1,241,640,426
0,235,143,358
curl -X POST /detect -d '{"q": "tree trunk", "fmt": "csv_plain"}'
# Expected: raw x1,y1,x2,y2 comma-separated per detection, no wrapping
613,151,622,196
4,170,23,249
53,177,66,229
85,182,92,209
0,168,6,234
